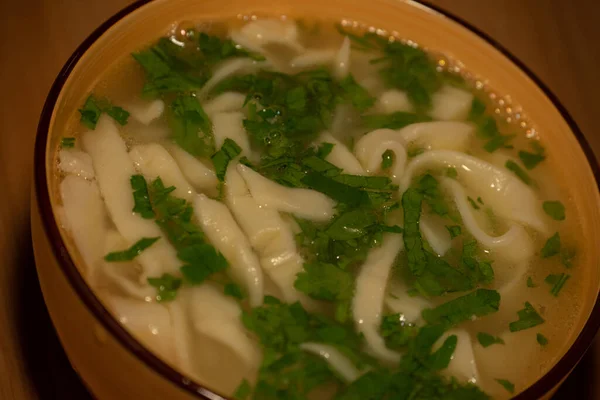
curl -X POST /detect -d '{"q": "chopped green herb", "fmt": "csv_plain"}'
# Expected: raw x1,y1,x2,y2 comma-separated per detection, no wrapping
130,175,155,219
545,273,570,297
537,333,548,346
169,94,214,158
477,332,505,348
381,149,394,170
78,95,103,129
477,196,484,205
543,201,566,221
509,302,545,332
468,97,486,120
421,289,501,327
519,141,546,169
211,138,242,181
233,379,252,400
446,167,458,179
60,137,76,148
317,142,334,158
505,160,533,185
484,134,515,153
541,232,561,258
496,379,515,394
380,314,419,350
147,273,182,302
295,262,354,303
402,188,428,276
527,277,537,288
179,243,229,284
105,105,130,126
104,237,160,262
466,196,480,210
78,94,130,128
416,174,449,216
339,74,375,111
362,112,431,130
224,283,245,300
446,225,462,239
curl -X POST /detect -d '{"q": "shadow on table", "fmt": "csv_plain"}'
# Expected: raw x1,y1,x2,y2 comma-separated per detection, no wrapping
11,223,599,399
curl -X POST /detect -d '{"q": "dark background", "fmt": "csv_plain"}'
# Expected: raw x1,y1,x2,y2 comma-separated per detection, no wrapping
0,0,598,398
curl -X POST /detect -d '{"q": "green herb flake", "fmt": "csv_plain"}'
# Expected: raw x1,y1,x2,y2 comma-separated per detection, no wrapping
78,95,103,129
484,134,515,153
446,167,458,179
537,333,548,346
60,137,76,148
339,74,375,112
104,237,160,262
545,273,570,297
147,273,182,302
233,379,252,400
477,196,484,205
381,149,395,170
130,175,155,219
561,247,576,268
169,94,214,158
543,200,566,221
380,314,419,350
509,302,545,332
421,289,501,326
179,243,229,284
477,332,505,348
496,379,515,394
294,262,353,303
467,196,480,210
505,160,533,185
224,283,245,300
527,277,537,288
469,97,486,121
541,232,561,258
211,138,242,181
519,141,546,169
446,225,462,239
105,105,130,126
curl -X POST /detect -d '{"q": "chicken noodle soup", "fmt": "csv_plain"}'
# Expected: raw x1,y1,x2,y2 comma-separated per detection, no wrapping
55,17,582,399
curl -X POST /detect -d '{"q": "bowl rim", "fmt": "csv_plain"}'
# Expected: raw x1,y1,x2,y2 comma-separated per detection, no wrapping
33,0,600,399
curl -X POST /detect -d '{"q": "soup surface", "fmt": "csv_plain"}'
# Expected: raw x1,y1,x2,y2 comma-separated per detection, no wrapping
54,17,583,399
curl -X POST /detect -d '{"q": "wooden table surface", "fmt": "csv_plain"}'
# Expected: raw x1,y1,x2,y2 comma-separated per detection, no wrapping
1,0,599,398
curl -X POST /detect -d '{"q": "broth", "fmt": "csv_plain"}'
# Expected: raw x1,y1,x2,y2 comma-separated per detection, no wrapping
53,17,584,399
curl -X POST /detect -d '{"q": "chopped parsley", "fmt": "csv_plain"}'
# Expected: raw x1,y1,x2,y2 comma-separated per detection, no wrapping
468,97,514,152
381,149,394,170
78,94,130,129
527,277,537,288
537,333,548,346
505,160,533,185
380,314,419,350
179,243,229,284
60,137,75,148
211,138,242,181
541,232,561,258
224,283,245,300
168,94,214,158
519,141,546,169
543,200,565,221
421,289,501,326
233,379,252,400
509,302,545,332
446,167,458,179
130,174,155,219
147,273,182,302
495,379,515,394
561,247,576,268
104,237,160,262
467,196,480,210
446,225,462,239
477,332,505,348
545,273,570,297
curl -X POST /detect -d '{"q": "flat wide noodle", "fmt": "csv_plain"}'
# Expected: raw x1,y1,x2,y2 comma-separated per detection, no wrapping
129,143,195,201
212,111,252,157
59,175,108,277
401,150,548,233
397,121,474,152
355,128,408,184
314,131,365,175
230,19,304,54
429,86,473,121
126,99,165,125
373,89,413,114
353,234,403,363
300,342,362,382
81,116,181,279
164,143,218,195
58,149,95,179
334,36,351,79
194,194,264,307
202,92,246,117
237,164,336,222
